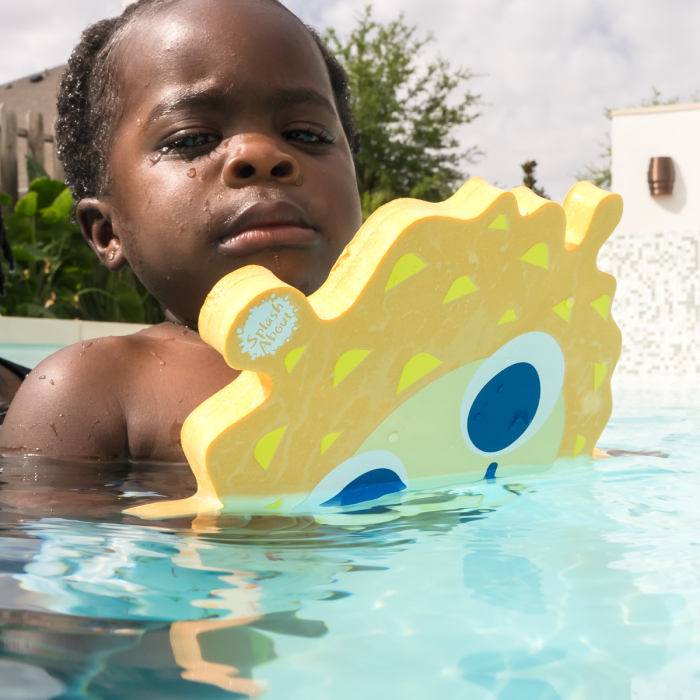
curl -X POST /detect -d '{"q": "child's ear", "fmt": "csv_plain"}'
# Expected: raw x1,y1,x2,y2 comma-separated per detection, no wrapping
76,199,128,272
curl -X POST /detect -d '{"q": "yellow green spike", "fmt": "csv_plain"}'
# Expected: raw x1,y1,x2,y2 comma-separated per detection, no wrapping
264,499,283,510
573,434,586,458
498,309,517,325
488,214,508,230
520,242,549,269
320,432,342,454
442,276,478,304
254,425,287,470
591,295,611,320
333,349,373,387
284,346,307,374
385,253,427,291
594,363,608,391
552,298,574,323
396,352,442,394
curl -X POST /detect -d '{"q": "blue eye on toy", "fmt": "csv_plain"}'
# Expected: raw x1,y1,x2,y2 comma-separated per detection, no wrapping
299,451,409,512
460,333,565,457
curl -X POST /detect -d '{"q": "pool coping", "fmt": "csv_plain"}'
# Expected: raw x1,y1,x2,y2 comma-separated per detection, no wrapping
0,316,150,346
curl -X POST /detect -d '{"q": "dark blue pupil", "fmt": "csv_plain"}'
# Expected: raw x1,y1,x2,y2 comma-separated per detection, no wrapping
467,363,541,453
321,469,406,507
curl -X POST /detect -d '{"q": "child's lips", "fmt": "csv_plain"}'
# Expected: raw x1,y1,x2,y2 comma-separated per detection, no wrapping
218,202,321,256
218,223,320,256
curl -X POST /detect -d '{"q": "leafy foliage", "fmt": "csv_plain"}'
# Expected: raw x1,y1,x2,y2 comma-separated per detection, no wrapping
520,160,548,199
326,7,482,219
0,159,164,324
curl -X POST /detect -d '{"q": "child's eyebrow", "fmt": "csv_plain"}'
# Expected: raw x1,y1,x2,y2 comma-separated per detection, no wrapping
145,85,336,124
273,87,336,115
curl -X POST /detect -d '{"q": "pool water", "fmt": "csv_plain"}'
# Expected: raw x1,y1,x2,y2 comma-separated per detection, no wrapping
1,380,699,699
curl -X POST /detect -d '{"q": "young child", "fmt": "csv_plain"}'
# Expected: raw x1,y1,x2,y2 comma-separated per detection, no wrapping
0,0,363,462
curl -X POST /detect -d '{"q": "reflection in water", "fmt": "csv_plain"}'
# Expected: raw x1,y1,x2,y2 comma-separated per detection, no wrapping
1,399,700,700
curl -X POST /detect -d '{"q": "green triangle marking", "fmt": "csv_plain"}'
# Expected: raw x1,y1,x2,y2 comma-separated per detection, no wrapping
334,349,373,387
594,363,608,391
442,276,479,304
591,295,611,320
488,214,508,231
385,253,427,291
497,309,517,325
552,298,574,323
520,242,549,269
396,352,442,394
254,425,287,470
320,432,342,454
284,346,307,374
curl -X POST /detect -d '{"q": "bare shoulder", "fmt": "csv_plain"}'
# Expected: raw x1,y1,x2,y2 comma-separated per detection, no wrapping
0,334,140,460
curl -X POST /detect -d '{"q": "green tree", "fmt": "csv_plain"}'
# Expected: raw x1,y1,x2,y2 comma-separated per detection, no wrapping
326,7,482,219
520,160,548,199
0,159,164,324
576,88,698,190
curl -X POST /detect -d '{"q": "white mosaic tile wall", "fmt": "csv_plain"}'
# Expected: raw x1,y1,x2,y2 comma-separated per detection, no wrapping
598,230,700,376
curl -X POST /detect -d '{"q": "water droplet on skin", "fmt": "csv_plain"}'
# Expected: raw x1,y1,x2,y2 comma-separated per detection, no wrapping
187,168,196,178
50,379,54,385
81,341,92,348
295,175,304,186
149,152,163,165
159,361,165,366
388,432,399,443
39,375,46,380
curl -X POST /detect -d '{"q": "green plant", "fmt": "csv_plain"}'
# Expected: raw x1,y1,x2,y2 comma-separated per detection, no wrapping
520,160,548,199
326,7,482,219
0,159,164,324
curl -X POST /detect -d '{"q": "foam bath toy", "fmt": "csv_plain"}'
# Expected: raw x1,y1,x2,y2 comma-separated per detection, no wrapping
126,178,622,520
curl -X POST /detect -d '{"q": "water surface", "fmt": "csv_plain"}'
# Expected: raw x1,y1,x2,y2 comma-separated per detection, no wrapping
1,380,699,699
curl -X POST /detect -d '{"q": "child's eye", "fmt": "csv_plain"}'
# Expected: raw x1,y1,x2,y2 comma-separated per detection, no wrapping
285,127,335,146
158,131,221,157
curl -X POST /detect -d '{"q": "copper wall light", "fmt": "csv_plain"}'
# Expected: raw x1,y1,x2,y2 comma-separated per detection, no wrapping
648,156,674,196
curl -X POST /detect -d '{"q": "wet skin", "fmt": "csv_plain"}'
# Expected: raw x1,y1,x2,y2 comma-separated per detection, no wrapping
0,0,363,463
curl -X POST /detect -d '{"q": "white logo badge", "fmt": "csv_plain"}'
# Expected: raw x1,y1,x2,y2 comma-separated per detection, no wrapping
237,295,298,360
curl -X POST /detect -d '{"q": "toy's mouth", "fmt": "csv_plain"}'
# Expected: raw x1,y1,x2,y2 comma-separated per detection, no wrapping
218,201,321,257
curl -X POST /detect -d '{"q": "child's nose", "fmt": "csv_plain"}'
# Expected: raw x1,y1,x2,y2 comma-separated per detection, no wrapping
222,135,301,187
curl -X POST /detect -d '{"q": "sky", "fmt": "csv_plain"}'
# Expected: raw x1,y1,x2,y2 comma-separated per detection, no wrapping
1,0,698,202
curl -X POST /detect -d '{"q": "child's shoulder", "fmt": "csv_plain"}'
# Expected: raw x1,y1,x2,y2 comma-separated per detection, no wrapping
0,323,236,462
0,325,172,460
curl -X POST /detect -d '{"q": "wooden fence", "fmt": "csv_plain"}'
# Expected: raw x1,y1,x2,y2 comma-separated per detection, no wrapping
0,104,64,205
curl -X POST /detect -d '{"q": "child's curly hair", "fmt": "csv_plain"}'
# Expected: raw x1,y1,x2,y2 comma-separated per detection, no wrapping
56,0,360,203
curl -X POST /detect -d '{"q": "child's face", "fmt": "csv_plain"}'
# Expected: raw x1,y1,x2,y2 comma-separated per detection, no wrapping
88,0,362,323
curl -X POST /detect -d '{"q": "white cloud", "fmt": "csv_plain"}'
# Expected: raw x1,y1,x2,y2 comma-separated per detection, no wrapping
290,0,700,201
2,0,698,201
0,0,122,85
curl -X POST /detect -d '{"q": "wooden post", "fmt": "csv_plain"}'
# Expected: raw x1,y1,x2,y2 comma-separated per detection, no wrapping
52,123,65,182
0,104,19,204
27,110,45,171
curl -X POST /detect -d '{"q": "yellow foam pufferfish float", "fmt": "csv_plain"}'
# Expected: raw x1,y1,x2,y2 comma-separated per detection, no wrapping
127,178,622,519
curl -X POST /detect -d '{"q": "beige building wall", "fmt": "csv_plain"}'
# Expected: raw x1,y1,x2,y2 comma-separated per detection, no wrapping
0,65,65,192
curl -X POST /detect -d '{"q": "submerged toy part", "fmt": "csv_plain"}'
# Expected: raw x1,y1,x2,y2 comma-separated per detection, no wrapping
125,178,622,519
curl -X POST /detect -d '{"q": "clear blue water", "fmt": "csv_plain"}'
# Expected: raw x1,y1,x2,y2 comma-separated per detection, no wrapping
1,380,699,699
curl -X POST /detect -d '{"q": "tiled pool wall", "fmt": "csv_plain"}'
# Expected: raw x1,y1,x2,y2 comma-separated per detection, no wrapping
599,229,700,377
